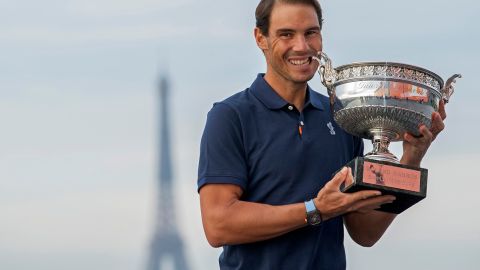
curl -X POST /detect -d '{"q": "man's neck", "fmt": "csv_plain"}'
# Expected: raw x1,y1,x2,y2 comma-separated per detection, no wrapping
264,73,307,112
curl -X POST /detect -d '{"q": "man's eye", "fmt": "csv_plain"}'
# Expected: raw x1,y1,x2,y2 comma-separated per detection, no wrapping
279,33,293,38
306,31,319,37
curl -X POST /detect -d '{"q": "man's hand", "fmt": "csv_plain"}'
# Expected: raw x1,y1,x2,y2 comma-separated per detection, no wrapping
314,167,395,221
401,100,447,167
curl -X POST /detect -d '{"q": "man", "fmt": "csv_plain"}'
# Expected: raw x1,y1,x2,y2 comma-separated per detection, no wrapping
369,164,385,185
197,0,445,269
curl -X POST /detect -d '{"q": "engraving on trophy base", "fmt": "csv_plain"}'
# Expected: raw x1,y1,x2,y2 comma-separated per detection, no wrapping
342,157,428,214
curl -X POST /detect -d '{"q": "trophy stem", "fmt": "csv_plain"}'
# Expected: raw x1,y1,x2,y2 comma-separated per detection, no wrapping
365,130,399,163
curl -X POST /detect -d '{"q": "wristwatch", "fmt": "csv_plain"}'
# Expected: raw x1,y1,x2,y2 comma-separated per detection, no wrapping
305,199,323,226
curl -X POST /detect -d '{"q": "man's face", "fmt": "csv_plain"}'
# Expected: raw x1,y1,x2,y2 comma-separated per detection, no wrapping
257,3,322,85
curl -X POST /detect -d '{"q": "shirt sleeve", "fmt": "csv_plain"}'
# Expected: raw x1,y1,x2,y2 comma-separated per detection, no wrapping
197,102,248,192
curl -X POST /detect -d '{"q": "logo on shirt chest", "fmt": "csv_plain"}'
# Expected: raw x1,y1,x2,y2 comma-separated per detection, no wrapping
327,122,336,135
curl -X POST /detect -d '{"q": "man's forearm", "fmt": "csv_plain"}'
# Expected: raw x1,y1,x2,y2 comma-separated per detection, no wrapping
201,199,307,247
344,210,396,247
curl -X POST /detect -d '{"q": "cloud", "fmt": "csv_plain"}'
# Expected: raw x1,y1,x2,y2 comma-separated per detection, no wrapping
0,22,248,46
0,0,251,46
64,0,196,18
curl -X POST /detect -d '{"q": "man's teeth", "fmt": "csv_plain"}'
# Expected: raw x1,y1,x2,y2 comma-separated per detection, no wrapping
289,58,311,65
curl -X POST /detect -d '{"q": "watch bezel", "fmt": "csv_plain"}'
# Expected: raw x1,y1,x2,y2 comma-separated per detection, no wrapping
305,199,323,226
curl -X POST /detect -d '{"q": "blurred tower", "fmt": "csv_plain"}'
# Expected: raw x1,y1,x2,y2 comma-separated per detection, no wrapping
146,75,190,270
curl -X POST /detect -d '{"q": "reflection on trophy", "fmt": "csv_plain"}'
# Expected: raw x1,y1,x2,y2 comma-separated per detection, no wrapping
313,52,461,213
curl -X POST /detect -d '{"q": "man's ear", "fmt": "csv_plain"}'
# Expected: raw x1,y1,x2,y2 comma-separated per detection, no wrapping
254,27,268,51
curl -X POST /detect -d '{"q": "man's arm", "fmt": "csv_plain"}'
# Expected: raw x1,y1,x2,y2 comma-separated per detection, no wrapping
200,167,393,247
344,210,396,247
199,184,306,247
344,101,447,247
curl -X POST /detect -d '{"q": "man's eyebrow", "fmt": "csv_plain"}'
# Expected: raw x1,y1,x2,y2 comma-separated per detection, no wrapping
275,28,295,34
275,26,321,34
305,26,321,32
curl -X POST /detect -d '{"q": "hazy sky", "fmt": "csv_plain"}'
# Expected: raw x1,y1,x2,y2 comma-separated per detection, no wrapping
0,1,479,269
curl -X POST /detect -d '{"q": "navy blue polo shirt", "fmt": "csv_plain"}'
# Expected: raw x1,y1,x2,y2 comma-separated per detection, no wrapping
198,74,363,270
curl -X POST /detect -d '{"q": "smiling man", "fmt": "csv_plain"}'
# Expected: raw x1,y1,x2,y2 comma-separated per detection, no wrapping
197,0,445,269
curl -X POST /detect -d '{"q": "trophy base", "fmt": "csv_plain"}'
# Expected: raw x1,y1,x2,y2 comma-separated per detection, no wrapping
342,157,428,214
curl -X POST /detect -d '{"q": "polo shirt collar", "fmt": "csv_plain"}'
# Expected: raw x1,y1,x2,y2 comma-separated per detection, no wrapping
250,74,287,109
250,73,325,111
307,86,325,111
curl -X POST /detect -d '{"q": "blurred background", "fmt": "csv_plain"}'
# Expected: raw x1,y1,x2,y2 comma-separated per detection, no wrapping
0,0,479,269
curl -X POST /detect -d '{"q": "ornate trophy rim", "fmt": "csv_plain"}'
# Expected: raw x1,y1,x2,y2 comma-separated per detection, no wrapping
333,61,445,94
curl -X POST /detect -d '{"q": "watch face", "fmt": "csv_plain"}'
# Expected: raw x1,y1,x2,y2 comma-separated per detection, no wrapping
308,212,322,225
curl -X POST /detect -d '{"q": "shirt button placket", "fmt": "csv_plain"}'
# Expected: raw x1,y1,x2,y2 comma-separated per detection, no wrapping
298,113,306,140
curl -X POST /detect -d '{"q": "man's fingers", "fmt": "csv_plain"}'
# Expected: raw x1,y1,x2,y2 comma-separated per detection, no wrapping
419,125,434,142
429,100,446,140
348,195,396,212
328,167,349,188
347,190,382,204
430,112,445,140
345,167,354,187
438,100,447,120
404,125,433,144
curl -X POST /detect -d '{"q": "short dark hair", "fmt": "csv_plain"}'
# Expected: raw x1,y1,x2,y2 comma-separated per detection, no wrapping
255,0,323,36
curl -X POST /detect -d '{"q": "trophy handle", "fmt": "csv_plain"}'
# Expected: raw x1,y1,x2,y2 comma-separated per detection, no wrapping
441,74,462,104
313,52,337,109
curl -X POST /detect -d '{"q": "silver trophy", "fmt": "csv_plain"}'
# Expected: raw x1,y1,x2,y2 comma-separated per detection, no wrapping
313,52,461,213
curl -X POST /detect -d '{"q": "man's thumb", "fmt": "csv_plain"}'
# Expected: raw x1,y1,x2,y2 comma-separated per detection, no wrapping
329,167,348,187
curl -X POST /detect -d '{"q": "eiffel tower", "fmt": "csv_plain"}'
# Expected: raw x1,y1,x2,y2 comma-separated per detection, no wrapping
146,74,190,270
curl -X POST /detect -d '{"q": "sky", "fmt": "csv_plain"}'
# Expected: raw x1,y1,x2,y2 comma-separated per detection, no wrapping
0,0,479,269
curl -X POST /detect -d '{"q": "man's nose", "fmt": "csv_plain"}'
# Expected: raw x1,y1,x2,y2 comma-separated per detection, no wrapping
292,35,309,52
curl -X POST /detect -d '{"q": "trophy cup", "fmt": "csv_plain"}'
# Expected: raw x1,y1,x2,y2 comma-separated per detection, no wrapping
313,52,461,213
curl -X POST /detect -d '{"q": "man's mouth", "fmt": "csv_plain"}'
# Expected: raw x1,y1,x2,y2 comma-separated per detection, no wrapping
288,56,313,66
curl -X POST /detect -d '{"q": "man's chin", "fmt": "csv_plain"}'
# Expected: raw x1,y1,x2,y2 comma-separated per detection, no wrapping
291,73,316,84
